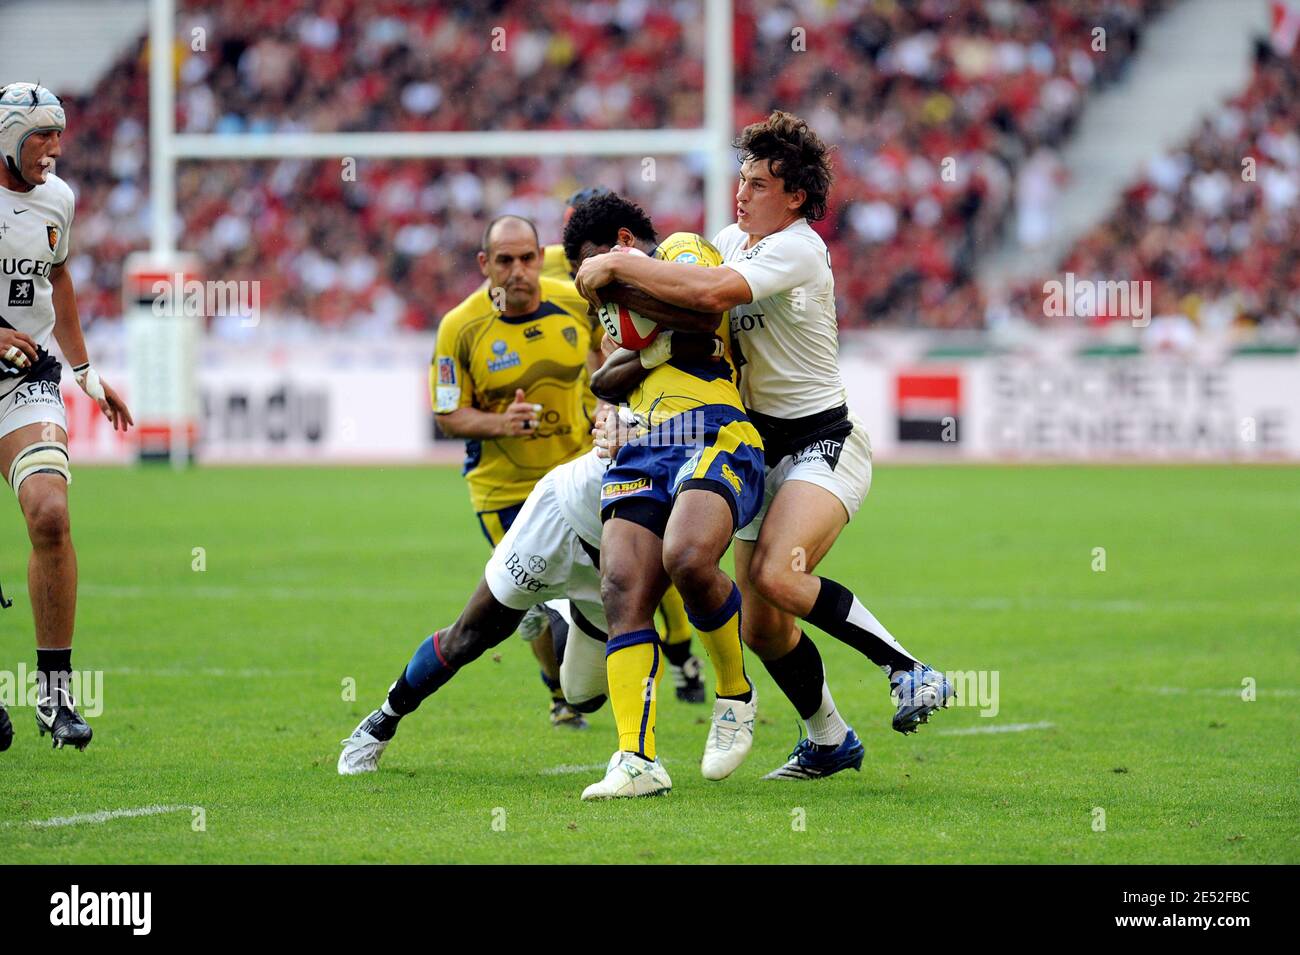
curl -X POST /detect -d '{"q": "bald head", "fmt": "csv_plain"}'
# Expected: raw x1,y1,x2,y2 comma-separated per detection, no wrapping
481,214,540,255
478,214,542,316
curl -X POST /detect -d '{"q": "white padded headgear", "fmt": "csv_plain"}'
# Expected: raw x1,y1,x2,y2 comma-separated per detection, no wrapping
0,83,65,185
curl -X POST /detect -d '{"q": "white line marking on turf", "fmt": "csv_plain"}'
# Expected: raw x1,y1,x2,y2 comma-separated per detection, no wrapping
541,763,610,776
936,721,1055,736
6,804,194,830
103,666,292,678
1142,686,1299,697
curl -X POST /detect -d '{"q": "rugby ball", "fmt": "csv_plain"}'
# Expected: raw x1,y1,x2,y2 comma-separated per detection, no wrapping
597,246,660,349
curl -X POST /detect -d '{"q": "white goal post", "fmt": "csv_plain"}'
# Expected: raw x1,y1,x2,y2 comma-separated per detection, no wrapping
144,0,736,466
148,0,737,255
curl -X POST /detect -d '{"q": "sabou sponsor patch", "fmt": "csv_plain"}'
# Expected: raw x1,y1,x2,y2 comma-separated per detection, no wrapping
601,477,650,498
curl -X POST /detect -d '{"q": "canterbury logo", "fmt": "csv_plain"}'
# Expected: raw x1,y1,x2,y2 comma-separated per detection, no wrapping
720,464,742,493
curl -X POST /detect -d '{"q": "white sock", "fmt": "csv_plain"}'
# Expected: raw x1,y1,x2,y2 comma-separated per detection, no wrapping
848,596,917,673
805,680,848,747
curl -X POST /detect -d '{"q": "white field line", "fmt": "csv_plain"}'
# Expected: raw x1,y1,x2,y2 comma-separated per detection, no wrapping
101,666,297,678
75,584,1300,616
540,763,610,776
935,721,1056,736
1141,686,1299,697
5,804,194,830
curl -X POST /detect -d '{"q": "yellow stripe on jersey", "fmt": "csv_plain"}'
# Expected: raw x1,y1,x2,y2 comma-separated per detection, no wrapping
690,419,763,481
625,232,745,428
433,274,602,512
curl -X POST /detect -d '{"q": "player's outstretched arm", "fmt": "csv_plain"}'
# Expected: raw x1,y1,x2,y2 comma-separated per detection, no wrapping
577,252,753,323
50,262,133,432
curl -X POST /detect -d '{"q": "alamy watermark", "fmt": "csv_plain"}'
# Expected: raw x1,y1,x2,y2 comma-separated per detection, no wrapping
0,665,104,716
151,273,261,327
1043,273,1151,327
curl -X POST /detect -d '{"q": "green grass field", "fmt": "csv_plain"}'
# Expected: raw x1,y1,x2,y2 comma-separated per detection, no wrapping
1,463,1296,863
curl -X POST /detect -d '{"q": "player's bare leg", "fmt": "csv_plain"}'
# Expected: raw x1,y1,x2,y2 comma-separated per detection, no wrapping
339,580,525,774
580,515,673,799
0,422,90,750
747,479,952,736
662,488,755,779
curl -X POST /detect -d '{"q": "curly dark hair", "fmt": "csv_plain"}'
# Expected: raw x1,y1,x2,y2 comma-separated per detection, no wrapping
733,110,834,222
562,191,657,265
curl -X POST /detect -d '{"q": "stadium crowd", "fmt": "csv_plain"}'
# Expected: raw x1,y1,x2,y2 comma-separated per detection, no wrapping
1010,43,1300,334
51,0,1242,334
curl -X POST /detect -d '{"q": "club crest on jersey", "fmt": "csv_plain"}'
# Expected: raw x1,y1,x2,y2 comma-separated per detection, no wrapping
562,327,578,347
487,338,520,372
46,224,59,253
437,356,456,385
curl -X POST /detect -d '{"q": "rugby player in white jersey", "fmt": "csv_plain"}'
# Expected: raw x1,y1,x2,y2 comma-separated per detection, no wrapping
0,83,133,753
575,111,954,780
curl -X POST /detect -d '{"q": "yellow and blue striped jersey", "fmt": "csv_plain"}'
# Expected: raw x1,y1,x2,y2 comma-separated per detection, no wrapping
624,232,747,429
433,275,603,512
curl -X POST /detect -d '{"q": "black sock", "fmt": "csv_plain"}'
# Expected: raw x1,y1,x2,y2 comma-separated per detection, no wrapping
805,577,919,675
661,638,693,668
761,631,824,720
36,647,72,700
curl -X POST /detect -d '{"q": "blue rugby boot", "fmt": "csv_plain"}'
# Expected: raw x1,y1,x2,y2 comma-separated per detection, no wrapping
890,665,954,734
763,728,865,780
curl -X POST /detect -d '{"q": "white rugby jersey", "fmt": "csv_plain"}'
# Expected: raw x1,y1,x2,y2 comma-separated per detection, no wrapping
0,173,74,399
713,218,847,418
551,448,607,550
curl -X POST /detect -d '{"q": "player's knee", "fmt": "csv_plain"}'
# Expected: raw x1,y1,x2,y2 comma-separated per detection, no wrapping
662,536,715,594
599,563,643,623
748,548,802,614
24,492,70,548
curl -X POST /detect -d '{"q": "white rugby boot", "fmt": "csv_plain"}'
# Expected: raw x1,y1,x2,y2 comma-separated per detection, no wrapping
580,750,673,800
700,683,756,780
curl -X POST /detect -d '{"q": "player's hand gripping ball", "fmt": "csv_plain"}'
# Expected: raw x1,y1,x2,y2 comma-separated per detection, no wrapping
595,246,660,349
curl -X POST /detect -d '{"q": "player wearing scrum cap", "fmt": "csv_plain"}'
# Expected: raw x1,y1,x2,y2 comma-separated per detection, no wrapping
575,111,954,780
0,82,133,753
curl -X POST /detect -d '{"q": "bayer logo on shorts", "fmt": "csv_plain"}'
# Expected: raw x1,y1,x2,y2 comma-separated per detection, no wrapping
527,555,547,573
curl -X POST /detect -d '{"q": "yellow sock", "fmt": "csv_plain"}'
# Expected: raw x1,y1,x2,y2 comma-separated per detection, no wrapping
688,583,749,698
657,585,694,645
606,629,664,759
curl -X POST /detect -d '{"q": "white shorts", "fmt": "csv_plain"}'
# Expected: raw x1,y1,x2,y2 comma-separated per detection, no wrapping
483,469,608,633
0,378,67,442
736,411,872,542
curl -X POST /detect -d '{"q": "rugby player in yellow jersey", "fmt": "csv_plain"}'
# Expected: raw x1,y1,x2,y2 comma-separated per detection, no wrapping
547,187,708,703
434,213,603,728
562,193,765,798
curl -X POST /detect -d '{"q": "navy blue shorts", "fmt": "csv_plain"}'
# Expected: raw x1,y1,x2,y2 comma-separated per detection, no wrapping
600,405,765,537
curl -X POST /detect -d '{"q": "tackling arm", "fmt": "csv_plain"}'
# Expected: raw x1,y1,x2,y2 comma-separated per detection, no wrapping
578,252,754,323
